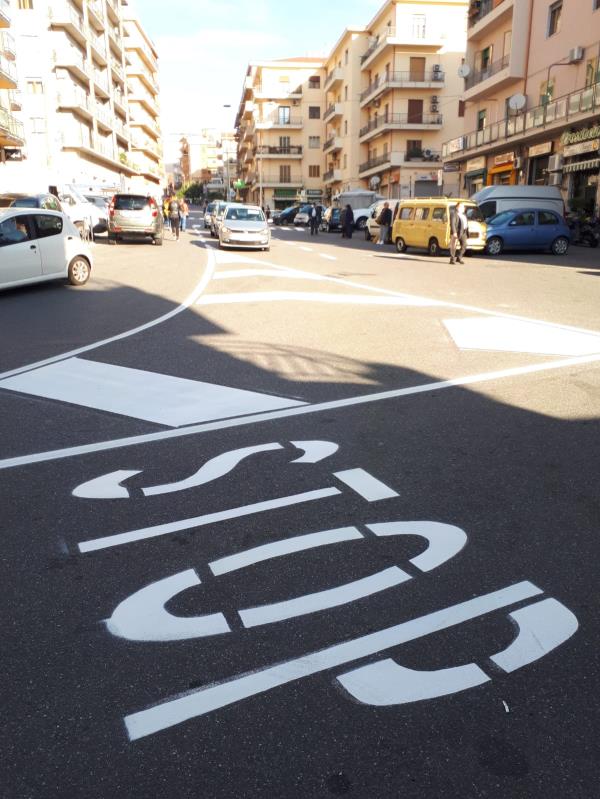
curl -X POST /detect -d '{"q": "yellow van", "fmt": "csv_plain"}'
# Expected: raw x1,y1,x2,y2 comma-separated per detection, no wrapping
391,198,487,256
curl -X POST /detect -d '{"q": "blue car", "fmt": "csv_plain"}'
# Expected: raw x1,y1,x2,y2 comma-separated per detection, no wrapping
485,208,570,256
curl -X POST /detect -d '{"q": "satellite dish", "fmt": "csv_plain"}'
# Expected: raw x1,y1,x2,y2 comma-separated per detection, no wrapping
508,93,526,112
369,176,381,189
457,63,471,78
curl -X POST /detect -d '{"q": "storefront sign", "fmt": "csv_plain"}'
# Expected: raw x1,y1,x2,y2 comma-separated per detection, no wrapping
561,125,600,145
494,152,515,166
306,189,323,196
466,156,486,172
563,139,600,158
442,163,460,172
528,142,553,158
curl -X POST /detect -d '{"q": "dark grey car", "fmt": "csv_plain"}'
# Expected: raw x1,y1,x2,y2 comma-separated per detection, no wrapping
108,194,163,245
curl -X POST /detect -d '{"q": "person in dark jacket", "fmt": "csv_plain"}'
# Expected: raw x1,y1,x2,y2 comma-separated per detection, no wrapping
342,204,354,238
377,201,393,245
309,203,322,236
449,202,468,264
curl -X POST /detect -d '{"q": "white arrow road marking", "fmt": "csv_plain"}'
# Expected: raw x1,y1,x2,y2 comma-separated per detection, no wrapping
73,469,142,499
106,570,230,641
333,469,398,501
123,581,542,740
290,440,339,463
367,521,467,572
238,566,411,629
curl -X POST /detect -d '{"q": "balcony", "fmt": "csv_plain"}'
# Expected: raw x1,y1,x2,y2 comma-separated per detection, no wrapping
95,103,113,132
324,67,343,91
468,0,514,40
93,70,110,99
90,36,108,67
0,106,24,145
114,118,128,142
254,85,302,100
52,47,89,84
9,90,21,111
0,53,16,89
0,0,10,29
128,83,159,114
360,69,445,106
110,58,124,83
243,100,255,119
57,89,93,120
255,145,303,158
49,4,87,48
259,173,303,187
1,30,15,59
359,149,441,177
361,25,443,70
443,81,600,160
360,112,443,142
106,0,120,24
462,52,521,103
126,33,158,72
113,89,127,116
324,102,343,122
323,136,343,153
256,114,303,130
88,0,105,31
323,168,342,183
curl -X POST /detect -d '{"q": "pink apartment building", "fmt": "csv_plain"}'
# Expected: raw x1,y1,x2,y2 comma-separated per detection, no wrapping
442,0,600,213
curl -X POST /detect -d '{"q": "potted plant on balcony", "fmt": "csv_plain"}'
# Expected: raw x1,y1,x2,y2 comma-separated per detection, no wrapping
406,147,424,161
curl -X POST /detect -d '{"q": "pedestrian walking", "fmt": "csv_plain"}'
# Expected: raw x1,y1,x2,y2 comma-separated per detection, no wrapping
309,203,321,236
265,205,271,221
377,201,393,245
168,194,181,241
179,198,189,233
163,197,170,231
342,204,354,239
449,202,468,264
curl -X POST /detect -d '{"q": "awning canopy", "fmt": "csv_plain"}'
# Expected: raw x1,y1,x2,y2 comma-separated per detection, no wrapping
563,158,600,173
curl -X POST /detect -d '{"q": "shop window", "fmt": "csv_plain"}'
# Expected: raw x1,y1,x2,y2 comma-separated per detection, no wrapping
548,1,562,37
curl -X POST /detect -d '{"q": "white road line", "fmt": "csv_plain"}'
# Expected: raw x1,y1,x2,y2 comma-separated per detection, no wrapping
124,581,541,740
77,487,341,553
333,469,399,501
319,254,337,261
3,352,600,471
197,291,436,307
238,566,411,628
0,246,216,382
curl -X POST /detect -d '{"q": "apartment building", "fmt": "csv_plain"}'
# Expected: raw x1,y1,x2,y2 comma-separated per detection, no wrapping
236,58,326,210
0,0,24,166
322,27,368,199
358,0,467,198
124,11,163,190
443,0,600,213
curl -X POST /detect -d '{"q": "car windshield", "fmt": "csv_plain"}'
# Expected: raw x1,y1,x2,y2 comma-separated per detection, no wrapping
451,204,484,222
114,195,149,211
206,203,216,213
487,211,515,226
226,207,264,222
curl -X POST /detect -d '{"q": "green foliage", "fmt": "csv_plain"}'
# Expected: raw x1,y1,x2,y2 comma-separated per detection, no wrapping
177,181,204,200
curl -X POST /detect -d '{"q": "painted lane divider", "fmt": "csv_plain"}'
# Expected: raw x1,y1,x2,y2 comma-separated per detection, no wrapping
123,581,577,741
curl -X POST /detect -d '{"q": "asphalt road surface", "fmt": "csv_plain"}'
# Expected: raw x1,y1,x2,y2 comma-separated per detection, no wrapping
1,212,599,799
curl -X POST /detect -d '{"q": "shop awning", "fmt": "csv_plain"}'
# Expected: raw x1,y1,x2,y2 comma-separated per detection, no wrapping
563,158,600,173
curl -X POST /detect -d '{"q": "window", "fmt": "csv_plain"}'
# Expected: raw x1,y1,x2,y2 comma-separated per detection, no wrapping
33,214,63,238
415,208,430,220
407,139,423,156
585,58,599,87
278,106,290,125
539,211,559,225
280,165,291,183
477,109,487,131
309,165,320,177
308,136,320,148
400,207,414,220
432,207,446,221
0,215,31,246
18,0,34,8
540,79,554,105
344,49,349,65
480,46,493,70
26,79,43,94
278,75,290,83
308,76,320,89
458,100,465,117
279,136,291,150
30,117,46,133
113,195,150,211
344,86,348,101
548,1,562,36
503,30,512,57
308,106,320,119
412,14,426,38
343,154,347,169
510,212,535,226
344,120,348,134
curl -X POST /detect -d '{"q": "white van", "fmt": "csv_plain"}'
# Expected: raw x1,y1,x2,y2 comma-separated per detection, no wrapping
365,199,401,242
471,186,565,220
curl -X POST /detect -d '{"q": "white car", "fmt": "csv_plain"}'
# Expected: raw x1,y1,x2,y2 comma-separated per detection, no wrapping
0,208,92,291
219,205,270,250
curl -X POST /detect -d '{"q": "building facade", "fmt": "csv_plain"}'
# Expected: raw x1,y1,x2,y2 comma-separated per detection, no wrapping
0,0,25,168
443,0,600,213
236,58,327,210
0,0,162,195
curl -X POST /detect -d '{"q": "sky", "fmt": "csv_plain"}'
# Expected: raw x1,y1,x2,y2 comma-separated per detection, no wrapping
133,0,383,163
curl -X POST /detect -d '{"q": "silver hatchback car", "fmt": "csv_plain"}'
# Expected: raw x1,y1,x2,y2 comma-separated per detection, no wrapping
108,194,163,245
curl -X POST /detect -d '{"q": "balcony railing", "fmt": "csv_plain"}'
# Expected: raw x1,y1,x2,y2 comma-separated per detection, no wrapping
255,145,302,155
360,69,445,102
0,0,11,27
1,30,15,58
0,105,24,142
359,149,442,174
361,26,395,64
465,53,510,91
57,89,92,112
359,153,393,173
324,68,343,89
257,114,302,127
443,80,600,159
260,173,303,185
360,113,443,137
468,0,495,27
0,53,16,81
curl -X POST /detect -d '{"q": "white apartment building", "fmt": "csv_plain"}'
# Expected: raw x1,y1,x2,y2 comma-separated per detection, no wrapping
0,0,25,167
1,0,162,195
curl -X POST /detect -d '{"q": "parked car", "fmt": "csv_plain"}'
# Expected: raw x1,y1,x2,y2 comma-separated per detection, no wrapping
204,201,216,229
108,193,163,245
219,204,270,251
321,207,341,232
210,201,229,237
0,192,62,211
352,202,377,231
274,205,300,225
365,200,401,242
294,204,326,226
485,208,570,256
84,194,110,232
391,198,487,256
57,186,104,237
0,208,92,291
0,190,98,239
472,185,565,221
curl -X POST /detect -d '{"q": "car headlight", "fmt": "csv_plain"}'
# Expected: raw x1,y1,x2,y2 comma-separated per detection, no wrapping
221,226,231,235
260,228,269,235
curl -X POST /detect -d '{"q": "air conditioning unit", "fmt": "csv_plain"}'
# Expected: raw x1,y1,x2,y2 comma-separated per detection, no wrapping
548,172,562,186
433,64,441,72
432,71,444,81
430,103,439,111
548,153,564,172
569,46,584,62
431,96,439,102
423,148,433,159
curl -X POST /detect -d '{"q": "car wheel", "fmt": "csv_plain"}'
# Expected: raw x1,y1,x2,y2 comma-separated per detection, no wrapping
428,238,440,257
68,256,90,286
108,234,116,245
152,235,163,246
364,228,372,241
486,236,503,256
395,237,407,253
551,236,569,255
356,216,367,231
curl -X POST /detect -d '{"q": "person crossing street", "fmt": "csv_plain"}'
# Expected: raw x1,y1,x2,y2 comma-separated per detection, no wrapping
309,203,322,236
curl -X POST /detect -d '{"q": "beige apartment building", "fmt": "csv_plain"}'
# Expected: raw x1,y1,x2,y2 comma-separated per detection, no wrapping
443,0,600,212
0,0,25,166
236,58,326,210
357,0,467,198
